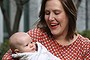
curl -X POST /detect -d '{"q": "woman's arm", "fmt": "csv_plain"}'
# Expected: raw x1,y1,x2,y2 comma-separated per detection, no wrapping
2,49,14,60
2,28,41,60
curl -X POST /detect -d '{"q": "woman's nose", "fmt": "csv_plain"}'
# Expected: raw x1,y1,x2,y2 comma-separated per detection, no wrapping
48,13,54,21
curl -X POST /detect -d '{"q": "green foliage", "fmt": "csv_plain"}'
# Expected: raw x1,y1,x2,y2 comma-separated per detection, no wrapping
79,30,90,39
0,39,10,59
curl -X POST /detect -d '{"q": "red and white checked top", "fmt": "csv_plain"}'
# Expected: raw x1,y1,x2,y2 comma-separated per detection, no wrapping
2,28,90,60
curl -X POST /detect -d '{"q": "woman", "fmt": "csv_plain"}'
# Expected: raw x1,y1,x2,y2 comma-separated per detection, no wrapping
2,0,90,60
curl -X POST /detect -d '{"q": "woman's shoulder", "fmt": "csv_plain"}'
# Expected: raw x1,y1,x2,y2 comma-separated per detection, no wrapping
78,34,90,43
27,28,46,36
77,34,90,47
28,28,41,33
27,28,48,42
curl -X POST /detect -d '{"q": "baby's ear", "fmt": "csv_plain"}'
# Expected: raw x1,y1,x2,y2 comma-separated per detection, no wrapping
14,49,19,53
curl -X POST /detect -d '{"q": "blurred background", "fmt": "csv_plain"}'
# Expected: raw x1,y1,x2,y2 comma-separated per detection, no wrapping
0,0,90,59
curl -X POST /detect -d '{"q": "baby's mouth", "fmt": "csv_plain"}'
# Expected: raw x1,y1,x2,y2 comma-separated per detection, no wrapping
35,43,38,51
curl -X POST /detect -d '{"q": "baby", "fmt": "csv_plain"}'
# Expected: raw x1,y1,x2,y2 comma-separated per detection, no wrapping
9,32,60,60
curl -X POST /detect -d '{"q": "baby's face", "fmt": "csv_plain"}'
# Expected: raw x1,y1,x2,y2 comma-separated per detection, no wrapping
17,36,36,53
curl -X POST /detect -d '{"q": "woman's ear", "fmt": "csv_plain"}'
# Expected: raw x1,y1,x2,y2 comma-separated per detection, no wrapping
14,49,19,53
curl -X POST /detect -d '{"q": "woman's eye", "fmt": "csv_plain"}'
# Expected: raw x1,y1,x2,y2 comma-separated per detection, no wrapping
53,10,61,15
54,11,60,15
55,12,59,15
45,11,50,15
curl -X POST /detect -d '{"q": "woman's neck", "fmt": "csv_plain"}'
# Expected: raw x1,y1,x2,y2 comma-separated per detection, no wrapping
54,34,78,46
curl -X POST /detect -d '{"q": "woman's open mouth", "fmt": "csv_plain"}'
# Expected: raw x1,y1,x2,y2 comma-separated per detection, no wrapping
50,23,59,29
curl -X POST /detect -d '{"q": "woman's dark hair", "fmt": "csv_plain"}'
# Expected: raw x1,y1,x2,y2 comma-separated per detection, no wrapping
37,0,77,40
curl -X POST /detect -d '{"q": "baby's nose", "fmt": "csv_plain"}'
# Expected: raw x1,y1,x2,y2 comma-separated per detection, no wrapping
29,44,33,48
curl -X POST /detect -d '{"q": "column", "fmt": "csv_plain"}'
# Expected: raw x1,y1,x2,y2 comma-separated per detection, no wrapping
0,8,3,44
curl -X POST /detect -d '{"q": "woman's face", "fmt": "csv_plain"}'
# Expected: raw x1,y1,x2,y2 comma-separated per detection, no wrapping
45,0,69,37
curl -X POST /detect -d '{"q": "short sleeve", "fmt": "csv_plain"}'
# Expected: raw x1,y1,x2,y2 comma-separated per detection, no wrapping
83,40,90,59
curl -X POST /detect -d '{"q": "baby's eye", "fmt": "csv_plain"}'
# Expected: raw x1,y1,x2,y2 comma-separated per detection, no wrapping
26,44,28,46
